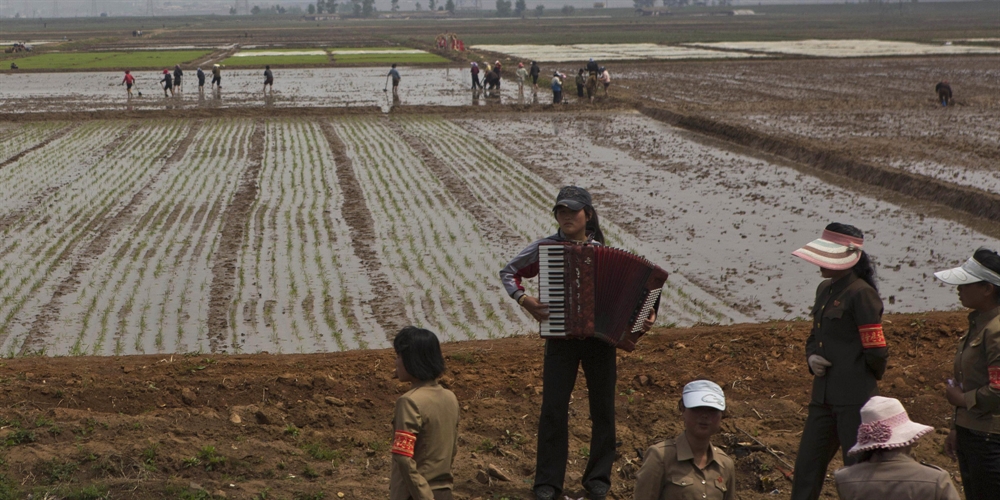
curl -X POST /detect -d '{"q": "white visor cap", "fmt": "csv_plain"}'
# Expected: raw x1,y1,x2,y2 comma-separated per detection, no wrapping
682,380,726,411
935,251,1000,287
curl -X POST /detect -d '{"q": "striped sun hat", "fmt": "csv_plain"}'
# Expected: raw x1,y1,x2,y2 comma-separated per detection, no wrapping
793,229,864,270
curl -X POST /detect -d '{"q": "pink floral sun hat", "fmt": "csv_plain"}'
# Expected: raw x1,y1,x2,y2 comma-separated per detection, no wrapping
848,396,933,455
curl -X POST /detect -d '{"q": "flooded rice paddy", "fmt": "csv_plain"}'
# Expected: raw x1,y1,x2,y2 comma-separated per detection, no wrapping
0,112,994,356
0,67,486,113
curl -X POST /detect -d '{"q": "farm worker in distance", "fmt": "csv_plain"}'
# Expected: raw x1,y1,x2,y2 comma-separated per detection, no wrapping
120,70,136,98
196,67,206,92
586,57,599,75
936,81,952,107
575,69,586,98
388,63,401,98
790,223,888,500
550,72,563,105
483,69,499,93
833,396,960,500
515,62,528,94
159,69,174,97
935,247,1000,500
529,60,540,91
389,326,459,500
633,380,736,500
173,64,183,93
470,62,482,90
493,60,502,90
499,186,658,500
263,65,274,94
211,64,222,89
598,67,611,96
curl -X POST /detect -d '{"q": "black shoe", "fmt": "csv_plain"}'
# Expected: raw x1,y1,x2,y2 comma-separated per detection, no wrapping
534,485,557,500
587,483,609,500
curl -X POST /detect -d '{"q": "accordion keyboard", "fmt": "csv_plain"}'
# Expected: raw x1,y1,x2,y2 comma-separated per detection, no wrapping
538,245,566,337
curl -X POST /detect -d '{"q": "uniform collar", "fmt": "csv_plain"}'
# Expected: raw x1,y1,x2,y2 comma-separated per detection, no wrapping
675,432,719,467
969,304,1000,327
410,379,439,390
828,272,858,295
869,449,914,463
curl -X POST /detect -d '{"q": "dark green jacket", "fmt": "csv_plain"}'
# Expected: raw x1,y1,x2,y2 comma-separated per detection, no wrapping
806,273,888,405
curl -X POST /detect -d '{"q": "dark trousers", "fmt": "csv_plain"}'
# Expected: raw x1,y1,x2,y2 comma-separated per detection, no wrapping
577,84,584,97
957,426,1000,500
534,338,616,496
552,90,562,104
791,403,863,500
471,74,481,89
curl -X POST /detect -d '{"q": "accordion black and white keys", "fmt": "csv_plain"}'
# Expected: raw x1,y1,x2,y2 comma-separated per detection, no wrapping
537,243,668,351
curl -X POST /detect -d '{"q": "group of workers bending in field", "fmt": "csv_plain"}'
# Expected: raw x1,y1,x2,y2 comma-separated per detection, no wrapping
470,57,611,104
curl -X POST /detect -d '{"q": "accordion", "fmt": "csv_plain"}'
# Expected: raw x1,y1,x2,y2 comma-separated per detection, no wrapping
538,243,668,351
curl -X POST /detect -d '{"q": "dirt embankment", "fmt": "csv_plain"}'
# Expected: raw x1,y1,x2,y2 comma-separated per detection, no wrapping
0,311,971,499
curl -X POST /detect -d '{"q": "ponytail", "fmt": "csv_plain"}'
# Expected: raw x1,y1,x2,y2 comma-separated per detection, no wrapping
584,206,605,245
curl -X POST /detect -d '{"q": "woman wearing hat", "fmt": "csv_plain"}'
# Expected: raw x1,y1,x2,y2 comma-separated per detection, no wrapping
499,186,657,500
936,247,1000,500
833,396,960,500
790,223,889,500
633,380,736,500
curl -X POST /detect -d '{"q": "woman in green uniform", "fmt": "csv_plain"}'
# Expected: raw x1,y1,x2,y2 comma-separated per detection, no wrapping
790,223,888,500
936,247,1000,500
633,380,736,500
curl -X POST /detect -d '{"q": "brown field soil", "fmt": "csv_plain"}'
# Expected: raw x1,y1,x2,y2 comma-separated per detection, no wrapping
0,311,971,499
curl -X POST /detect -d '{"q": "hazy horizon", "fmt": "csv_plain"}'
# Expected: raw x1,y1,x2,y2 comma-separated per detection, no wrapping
0,0,979,19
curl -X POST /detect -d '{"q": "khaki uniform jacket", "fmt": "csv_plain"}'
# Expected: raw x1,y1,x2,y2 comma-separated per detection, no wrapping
952,305,1000,435
834,450,960,500
390,380,460,500
633,433,736,500
805,273,888,406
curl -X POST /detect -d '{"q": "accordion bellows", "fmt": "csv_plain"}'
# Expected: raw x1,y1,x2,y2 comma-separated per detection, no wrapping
538,243,668,351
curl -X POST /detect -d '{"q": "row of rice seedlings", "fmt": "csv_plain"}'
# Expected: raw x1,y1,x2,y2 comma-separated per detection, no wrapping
333,117,516,342
398,116,730,325
122,119,251,355
0,121,69,164
0,121,143,355
42,120,196,355
235,119,376,353
0,121,115,222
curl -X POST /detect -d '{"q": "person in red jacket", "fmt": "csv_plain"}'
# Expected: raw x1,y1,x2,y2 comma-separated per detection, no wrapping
120,70,136,98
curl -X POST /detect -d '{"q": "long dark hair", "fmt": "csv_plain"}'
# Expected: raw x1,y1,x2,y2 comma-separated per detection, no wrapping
584,206,606,245
974,247,1000,304
826,223,878,292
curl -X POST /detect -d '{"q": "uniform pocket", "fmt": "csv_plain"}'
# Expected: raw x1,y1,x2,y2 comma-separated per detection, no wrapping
822,306,845,320
712,475,728,493
669,473,694,488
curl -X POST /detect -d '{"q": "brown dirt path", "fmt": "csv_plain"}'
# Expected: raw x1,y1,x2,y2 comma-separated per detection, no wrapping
0,311,971,499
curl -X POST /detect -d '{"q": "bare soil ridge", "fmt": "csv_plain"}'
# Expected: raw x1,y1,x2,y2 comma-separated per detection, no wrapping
207,120,265,353
636,105,1000,224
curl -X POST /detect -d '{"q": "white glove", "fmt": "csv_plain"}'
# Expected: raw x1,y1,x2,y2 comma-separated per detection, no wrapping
808,355,833,377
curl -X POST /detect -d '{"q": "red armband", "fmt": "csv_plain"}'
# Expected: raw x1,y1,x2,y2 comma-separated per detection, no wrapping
990,366,1000,391
391,430,416,457
859,324,886,349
